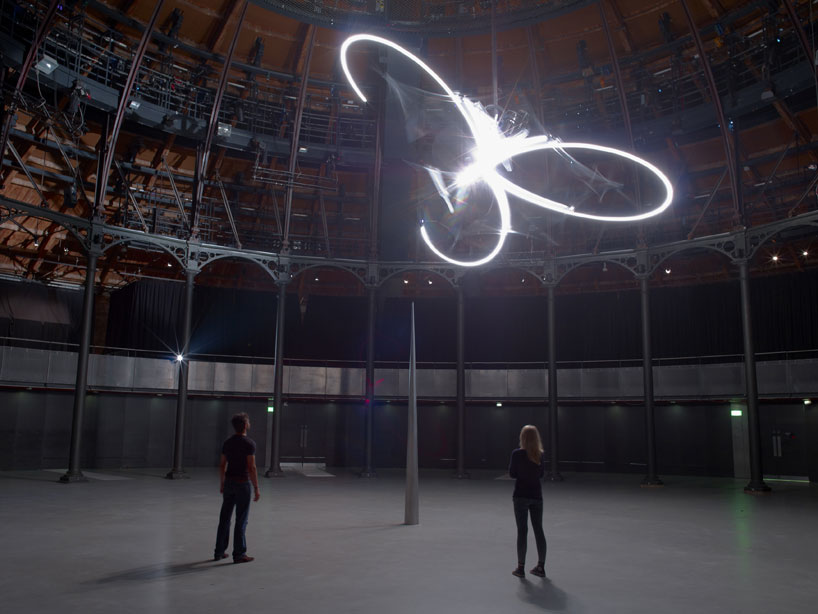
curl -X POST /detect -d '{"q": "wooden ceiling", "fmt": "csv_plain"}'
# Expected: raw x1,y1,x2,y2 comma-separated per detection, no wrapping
0,0,816,296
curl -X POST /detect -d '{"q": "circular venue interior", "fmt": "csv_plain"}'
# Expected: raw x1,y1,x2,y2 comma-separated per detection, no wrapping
1,0,817,486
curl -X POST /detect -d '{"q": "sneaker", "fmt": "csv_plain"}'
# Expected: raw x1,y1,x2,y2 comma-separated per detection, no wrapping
233,555,254,564
512,566,525,578
530,564,545,577
214,553,228,561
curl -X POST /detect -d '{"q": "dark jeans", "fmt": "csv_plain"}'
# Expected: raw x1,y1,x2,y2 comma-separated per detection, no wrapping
215,479,252,559
513,497,546,566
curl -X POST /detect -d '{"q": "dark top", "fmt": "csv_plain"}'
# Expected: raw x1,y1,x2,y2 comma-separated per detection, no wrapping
509,448,544,500
222,434,256,481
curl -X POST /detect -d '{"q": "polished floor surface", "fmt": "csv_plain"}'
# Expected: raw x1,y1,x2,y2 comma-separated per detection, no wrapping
1,467,816,613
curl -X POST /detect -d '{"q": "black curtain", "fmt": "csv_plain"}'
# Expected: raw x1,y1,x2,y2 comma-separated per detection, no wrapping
0,279,83,344
102,269,818,362
106,279,186,354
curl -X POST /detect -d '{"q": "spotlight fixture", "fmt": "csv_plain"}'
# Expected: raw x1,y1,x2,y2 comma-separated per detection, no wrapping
35,55,59,75
403,279,409,284
771,255,779,262
167,262,172,267
33,240,39,247
602,262,608,272
664,268,671,274
804,399,812,405
427,279,433,285
314,276,319,282
803,250,809,257
175,354,184,363
496,402,503,407
217,122,232,137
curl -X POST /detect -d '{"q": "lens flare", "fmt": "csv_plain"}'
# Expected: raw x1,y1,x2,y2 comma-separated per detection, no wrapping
341,34,673,266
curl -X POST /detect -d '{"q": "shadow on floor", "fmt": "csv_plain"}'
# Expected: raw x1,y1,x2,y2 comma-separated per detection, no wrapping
88,559,224,584
517,578,570,611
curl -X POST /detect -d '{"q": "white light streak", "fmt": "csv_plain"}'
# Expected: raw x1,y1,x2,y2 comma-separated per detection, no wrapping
340,34,674,267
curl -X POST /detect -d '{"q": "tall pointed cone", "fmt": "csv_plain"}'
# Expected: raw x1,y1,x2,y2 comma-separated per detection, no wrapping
405,303,419,525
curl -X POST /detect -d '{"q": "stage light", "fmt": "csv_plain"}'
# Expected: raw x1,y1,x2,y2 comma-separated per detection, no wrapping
803,250,809,257
314,276,319,281
427,279,433,285
664,268,671,274
805,399,812,405
167,262,172,267
217,122,232,137
33,240,39,247
731,409,742,417
35,56,58,75
602,262,608,272
403,279,409,284
175,354,184,362
128,99,141,110
771,255,779,262
496,402,503,407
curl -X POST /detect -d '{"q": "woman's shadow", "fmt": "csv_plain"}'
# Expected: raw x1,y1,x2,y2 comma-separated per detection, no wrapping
517,577,570,611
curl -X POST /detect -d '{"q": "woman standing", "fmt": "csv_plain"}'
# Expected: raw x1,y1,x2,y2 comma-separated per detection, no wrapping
508,424,547,578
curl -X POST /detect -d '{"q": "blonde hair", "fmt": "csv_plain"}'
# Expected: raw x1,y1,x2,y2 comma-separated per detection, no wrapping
519,425,543,464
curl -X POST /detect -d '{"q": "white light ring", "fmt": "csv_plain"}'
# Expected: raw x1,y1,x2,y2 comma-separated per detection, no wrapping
340,34,481,140
420,175,511,268
488,138,674,222
340,35,674,264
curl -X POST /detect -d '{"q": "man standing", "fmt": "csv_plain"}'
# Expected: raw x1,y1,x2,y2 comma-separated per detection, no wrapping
214,412,260,563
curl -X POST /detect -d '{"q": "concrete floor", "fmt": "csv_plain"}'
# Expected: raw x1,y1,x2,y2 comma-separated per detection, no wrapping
1,468,816,614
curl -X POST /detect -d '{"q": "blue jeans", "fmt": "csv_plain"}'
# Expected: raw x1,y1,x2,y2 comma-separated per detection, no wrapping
513,497,546,566
215,480,252,559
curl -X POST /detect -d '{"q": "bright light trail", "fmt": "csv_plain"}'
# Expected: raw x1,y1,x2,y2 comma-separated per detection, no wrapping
341,34,674,266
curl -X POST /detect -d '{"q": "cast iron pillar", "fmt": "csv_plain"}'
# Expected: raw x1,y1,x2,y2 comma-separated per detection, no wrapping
60,245,100,483
738,260,771,494
546,284,563,481
454,285,469,478
639,276,663,487
166,267,196,479
360,285,377,477
266,278,289,477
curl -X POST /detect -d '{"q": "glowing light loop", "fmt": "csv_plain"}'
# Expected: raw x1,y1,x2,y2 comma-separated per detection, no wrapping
341,34,674,267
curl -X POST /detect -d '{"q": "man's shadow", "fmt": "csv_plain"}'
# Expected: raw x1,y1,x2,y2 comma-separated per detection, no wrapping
517,578,570,611
88,559,226,585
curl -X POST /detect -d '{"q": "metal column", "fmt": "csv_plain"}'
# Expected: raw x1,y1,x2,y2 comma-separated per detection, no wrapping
281,27,317,252
454,285,468,478
680,0,740,217
96,0,165,215
738,260,771,494
59,247,99,483
640,276,663,487
266,280,288,477
166,267,196,479
361,286,377,477
546,284,562,481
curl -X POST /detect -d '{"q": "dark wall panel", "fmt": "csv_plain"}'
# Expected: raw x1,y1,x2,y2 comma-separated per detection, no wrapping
759,403,807,477
0,389,797,479
655,404,733,476
604,405,646,473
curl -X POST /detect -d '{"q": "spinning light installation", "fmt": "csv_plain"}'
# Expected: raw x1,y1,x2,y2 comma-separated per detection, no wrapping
340,34,674,267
